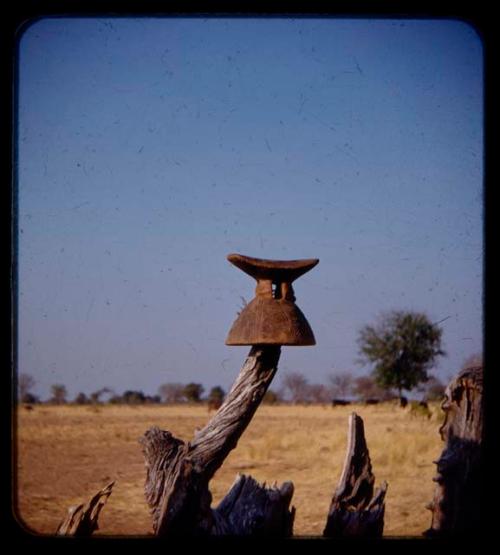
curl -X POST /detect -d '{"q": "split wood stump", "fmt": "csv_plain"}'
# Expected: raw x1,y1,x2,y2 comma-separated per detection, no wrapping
323,413,387,538
425,365,483,537
140,345,295,537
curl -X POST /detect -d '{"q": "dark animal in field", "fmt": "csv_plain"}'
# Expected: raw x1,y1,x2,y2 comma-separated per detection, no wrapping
399,396,408,408
365,398,379,405
332,399,351,407
23,404,33,411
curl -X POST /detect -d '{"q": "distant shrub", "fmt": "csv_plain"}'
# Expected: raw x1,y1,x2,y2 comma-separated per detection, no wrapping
121,390,146,404
281,372,310,403
158,383,185,404
21,392,40,404
207,386,225,405
50,384,68,405
183,383,204,403
263,389,281,405
328,372,354,399
353,375,395,402
19,374,36,402
73,392,90,405
106,391,159,404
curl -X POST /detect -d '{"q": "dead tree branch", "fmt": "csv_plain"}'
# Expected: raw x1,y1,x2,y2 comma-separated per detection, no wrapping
56,481,114,536
140,346,295,536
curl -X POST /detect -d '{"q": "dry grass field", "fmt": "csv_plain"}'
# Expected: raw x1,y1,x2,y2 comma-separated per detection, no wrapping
14,401,444,538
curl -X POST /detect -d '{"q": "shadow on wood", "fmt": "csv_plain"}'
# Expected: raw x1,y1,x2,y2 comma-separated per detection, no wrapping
323,413,387,538
214,474,295,536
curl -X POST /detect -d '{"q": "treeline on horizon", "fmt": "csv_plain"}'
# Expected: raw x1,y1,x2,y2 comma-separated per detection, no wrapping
17,371,449,407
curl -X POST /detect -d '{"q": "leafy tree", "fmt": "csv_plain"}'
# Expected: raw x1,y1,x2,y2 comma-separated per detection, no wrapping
358,310,445,399
50,384,68,405
122,390,146,404
158,382,185,404
328,372,354,399
281,372,309,403
183,383,204,403
207,386,225,404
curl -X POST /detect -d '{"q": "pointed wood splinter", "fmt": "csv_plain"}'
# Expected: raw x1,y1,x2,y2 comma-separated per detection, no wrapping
323,413,387,538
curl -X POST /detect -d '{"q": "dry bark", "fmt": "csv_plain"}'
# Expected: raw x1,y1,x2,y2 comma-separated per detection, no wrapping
140,346,295,536
56,481,114,536
323,413,387,538
425,365,483,537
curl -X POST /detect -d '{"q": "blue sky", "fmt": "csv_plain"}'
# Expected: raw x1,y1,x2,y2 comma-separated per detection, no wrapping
17,17,483,400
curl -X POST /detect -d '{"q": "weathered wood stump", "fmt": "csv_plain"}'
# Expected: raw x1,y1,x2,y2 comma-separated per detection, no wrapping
56,481,114,536
323,413,387,538
140,346,295,536
214,474,295,536
425,365,483,536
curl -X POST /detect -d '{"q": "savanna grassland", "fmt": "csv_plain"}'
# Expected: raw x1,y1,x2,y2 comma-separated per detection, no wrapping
14,402,444,538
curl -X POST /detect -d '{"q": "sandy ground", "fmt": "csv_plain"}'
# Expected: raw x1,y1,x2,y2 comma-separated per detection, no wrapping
14,402,443,537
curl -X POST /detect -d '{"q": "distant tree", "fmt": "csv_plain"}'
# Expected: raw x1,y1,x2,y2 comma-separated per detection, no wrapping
352,375,395,402
19,373,36,402
357,310,445,400
90,387,114,404
90,392,100,404
328,372,354,399
50,384,68,405
140,394,161,404
263,389,281,405
22,392,39,404
158,382,185,404
307,383,331,404
281,372,309,403
183,383,204,403
206,386,225,411
207,386,225,405
74,392,90,405
122,390,146,404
